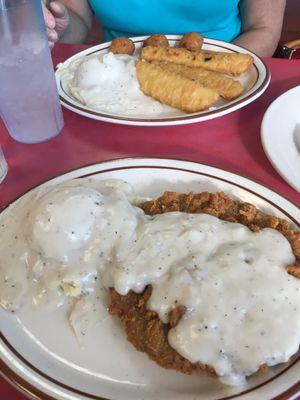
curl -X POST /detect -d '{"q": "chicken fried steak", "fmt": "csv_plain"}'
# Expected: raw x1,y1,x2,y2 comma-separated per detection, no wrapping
109,191,300,378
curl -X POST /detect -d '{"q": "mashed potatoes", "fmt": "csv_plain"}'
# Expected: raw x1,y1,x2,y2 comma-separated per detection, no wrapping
59,52,179,116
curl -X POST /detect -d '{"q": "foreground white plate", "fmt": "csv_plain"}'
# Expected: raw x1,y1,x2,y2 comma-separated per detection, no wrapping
0,158,299,400
261,85,300,192
56,35,270,126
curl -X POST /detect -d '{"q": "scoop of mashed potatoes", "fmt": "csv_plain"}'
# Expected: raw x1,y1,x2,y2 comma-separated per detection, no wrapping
29,186,103,262
59,52,179,117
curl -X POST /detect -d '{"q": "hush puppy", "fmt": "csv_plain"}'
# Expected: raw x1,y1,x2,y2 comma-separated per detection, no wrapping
144,34,169,48
179,32,204,51
109,37,135,55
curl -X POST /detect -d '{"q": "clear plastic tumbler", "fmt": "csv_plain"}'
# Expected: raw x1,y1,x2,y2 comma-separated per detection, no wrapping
0,146,8,184
0,0,64,144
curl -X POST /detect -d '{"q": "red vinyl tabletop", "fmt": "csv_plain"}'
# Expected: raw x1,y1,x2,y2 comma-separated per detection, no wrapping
0,44,299,400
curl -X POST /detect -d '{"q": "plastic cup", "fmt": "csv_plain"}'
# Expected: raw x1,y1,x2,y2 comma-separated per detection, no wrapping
0,0,64,144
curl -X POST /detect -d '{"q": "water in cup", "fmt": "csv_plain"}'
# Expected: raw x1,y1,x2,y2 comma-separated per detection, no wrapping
0,0,64,144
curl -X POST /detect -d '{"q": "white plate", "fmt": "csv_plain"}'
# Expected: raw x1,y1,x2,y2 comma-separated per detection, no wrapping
55,35,270,126
0,158,299,400
261,85,300,192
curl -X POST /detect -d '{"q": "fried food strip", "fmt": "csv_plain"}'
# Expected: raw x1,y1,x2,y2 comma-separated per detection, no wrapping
140,46,254,76
151,60,244,100
135,60,218,113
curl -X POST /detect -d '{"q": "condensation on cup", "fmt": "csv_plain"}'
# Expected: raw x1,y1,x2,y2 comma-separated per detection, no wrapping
0,0,64,144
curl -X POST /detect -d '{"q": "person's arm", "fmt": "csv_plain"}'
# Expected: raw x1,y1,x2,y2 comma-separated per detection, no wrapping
59,0,93,43
42,0,93,48
233,0,286,57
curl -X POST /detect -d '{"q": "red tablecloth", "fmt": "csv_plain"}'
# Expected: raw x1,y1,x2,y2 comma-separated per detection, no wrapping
0,44,299,400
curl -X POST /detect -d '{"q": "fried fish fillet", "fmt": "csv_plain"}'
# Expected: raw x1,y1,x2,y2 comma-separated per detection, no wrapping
151,60,244,100
135,60,219,113
140,46,254,76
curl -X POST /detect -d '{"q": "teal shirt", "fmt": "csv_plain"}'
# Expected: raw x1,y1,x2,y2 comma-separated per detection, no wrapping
89,0,241,43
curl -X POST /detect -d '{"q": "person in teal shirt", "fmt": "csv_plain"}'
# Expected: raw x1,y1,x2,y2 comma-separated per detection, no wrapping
89,0,241,43
43,0,286,57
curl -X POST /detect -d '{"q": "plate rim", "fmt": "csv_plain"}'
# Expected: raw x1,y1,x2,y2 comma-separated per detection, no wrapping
1,156,299,213
0,157,299,400
261,85,300,193
55,35,271,126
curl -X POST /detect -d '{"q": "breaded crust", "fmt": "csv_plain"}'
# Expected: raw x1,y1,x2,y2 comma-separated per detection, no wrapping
151,60,244,100
109,191,300,379
135,60,219,113
140,46,254,76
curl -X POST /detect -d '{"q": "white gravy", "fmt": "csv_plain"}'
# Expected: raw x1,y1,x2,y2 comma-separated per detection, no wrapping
0,178,299,386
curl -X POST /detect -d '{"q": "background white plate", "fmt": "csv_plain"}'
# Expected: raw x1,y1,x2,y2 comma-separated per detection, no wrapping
1,158,299,400
261,85,300,192
56,36,270,126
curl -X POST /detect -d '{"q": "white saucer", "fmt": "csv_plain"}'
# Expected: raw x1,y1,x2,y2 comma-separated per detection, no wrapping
261,85,300,192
